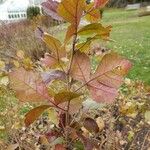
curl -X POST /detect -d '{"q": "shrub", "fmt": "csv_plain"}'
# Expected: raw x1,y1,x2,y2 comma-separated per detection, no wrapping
0,20,47,62
27,6,41,20
7,0,132,149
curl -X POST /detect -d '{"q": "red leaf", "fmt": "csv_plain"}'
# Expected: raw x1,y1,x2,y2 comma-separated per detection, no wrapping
70,51,90,82
64,24,76,44
94,0,109,8
88,52,132,103
70,52,132,103
41,70,67,84
42,0,62,21
88,79,117,103
40,53,57,68
9,68,51,102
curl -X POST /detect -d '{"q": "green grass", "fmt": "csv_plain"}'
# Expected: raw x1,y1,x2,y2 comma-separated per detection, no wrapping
54,9,150,84
102,9,150,84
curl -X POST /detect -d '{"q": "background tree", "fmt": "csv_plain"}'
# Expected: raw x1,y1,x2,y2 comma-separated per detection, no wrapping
27,6,41,20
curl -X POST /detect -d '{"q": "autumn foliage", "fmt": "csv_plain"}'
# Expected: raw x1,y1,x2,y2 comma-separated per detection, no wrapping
8,0,132,149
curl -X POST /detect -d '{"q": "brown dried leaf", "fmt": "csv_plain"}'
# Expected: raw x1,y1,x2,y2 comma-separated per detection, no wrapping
83,117,99,133
25,105,50,127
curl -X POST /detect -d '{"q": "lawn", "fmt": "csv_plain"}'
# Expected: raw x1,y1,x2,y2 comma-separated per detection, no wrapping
102,9,150,84
54,9,150,84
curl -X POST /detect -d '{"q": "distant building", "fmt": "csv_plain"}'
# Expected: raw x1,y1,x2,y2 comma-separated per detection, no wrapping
0,0,44,21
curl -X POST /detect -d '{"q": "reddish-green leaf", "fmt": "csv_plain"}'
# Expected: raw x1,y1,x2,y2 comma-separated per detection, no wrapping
43,33,65,59
94,0,109,8
70,52,132,103
36,28,66,67
54,91,82,105
25,105,51,127
70,51,91,82
42,0,62,21
40,53,57,68
64,24,76,44
88,52,132,103
9,68,50,102
60,97,83,114
83,117,99,133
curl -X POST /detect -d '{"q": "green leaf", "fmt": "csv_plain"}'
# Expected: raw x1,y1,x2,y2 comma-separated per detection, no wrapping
78,23,111,39
54,91,82,105
76,40,91,52
43,33,65,59
73,141,84,150
47,108,59,126
25,105,51,127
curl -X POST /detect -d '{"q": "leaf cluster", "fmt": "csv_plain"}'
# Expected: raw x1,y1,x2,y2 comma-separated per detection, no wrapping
8,0,132,149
